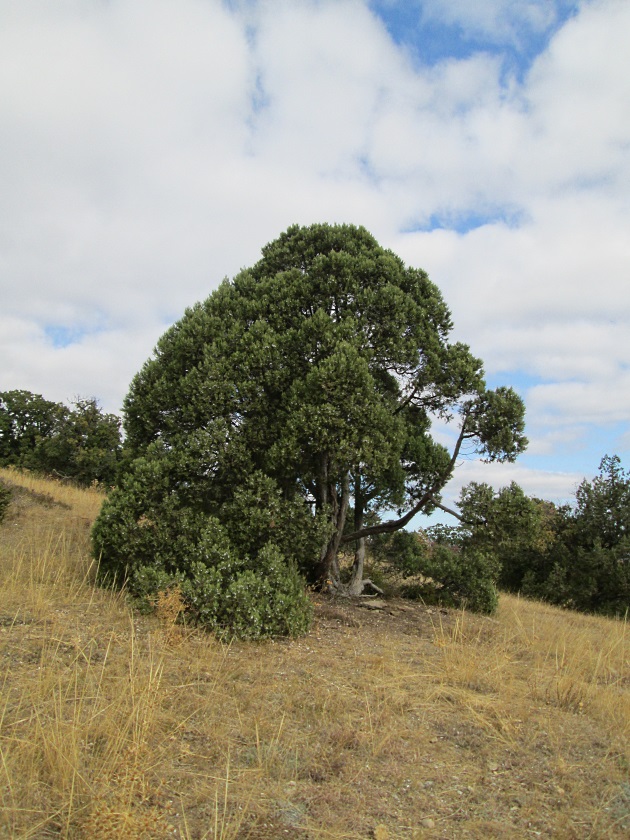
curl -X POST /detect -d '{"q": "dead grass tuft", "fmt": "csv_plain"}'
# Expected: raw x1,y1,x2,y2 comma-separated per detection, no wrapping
150,586,187,647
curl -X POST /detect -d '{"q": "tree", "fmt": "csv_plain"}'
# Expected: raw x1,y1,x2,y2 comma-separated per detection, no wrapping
573,455,630,549
0,390,122,486
564,455,630,615
458,458,630,617
94,223,526,632
370,527,499,613
0,390,67,468
36,397,122,486
457,481,560,592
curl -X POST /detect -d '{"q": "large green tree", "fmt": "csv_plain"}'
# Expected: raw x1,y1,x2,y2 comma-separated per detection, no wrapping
103,223,526,609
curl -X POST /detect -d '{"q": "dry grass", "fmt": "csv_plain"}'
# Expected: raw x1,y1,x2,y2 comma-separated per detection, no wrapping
0,467,628,839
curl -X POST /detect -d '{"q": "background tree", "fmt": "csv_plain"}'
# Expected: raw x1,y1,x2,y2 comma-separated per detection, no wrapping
36,397,122,486
573,455,630,549
457,481,559,592
456,458,630,617
560,455,630,615
0,390,66,469
370,526,499,614
0,390,121,486
94,223,527,634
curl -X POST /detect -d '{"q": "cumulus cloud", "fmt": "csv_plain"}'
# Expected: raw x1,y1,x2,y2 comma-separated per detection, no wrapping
0,0,628,499
439,458,585,508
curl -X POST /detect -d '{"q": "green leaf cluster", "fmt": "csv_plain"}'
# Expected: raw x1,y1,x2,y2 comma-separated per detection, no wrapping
371,529,499,614
92,462,321,638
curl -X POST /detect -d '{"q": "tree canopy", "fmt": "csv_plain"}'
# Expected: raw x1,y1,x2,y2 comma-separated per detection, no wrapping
452,457,630,617
93,223,527,634
0,390,121,486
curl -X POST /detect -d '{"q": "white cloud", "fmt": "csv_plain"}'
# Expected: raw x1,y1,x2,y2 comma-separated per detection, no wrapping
0,0,629,499
528,374,630,427
436,459,585,512
524,425,588,458
522,1,630,193
0,314,164,413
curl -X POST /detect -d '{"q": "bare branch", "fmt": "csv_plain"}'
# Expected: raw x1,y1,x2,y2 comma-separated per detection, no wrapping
429,498,484,527
341,491,433,542
341,409,473,544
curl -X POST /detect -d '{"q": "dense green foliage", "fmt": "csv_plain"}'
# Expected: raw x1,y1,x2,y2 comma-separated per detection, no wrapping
93,223,526,635
371,528,499,614
92,461,318,638
458,456,630,617
0,391,122,486
0,391,63,468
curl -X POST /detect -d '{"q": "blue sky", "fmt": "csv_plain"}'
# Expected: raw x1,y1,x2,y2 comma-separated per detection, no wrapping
1,0,629,517
370,0,579,78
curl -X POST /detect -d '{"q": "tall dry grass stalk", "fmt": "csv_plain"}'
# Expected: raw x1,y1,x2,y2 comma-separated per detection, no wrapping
0,469,628,839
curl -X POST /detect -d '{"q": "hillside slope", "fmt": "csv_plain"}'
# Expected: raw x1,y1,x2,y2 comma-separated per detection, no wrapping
0,468,628,839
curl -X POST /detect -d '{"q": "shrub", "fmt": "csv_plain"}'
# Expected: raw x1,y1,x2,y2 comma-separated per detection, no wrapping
91,457,315,639
403,545,499,614
371,529,499,614
181,542,312,640
370,529,429,577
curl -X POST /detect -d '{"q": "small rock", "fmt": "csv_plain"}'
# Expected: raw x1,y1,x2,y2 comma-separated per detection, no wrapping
421,817,435,828
359,600,387,610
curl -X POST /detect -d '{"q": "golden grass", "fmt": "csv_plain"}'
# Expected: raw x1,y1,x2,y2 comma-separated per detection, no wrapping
0,468,628,839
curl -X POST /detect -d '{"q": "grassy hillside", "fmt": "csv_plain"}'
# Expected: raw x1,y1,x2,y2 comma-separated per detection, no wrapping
0,468,628,839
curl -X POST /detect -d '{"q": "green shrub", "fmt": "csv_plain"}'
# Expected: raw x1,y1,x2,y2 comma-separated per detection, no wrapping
370,529,429,576
91,458,314,639
181,542,312,640
372,529,499,614
403,545,499,614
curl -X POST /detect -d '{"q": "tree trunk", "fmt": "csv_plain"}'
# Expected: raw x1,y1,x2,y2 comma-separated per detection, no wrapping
347,478,366,595
316,472,351,590
347,536,366,596
346,488,383,597
316,452,329,511
316,474,384,598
